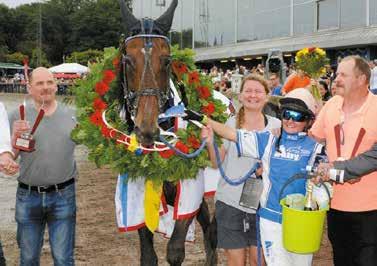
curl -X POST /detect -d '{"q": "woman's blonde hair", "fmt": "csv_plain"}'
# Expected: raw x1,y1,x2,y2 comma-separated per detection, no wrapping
236,74,269,129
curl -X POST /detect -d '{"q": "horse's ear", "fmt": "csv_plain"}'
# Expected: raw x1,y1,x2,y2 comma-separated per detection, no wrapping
154,0,178,36
119,0,139,34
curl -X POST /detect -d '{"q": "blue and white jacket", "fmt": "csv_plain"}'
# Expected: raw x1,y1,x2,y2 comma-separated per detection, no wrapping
236,129,325,224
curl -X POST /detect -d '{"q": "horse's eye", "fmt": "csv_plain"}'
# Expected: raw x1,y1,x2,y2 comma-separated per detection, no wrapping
161,56,171,67
124,55,135,69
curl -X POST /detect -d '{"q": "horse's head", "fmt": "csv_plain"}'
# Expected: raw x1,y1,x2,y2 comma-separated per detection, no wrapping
119,0,178,146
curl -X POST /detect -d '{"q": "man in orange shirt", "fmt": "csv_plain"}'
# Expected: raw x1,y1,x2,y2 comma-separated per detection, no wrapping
281,70,310,95
310,56,377,266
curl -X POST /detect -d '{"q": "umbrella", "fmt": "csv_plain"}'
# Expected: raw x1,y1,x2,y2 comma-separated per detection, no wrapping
49,63,89,74
53,73,81,79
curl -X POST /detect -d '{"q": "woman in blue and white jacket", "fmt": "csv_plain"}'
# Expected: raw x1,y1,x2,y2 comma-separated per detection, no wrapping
195,88,326,266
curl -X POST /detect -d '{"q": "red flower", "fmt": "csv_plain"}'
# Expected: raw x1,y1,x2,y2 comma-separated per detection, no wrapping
117,134,128,143
187,136,201,149
89,111,104,127
197,86,211,99
188,71,200,85
102,70,116,84
95,81,109,96
112,57,120,69
308,47,316,53
159,149,175,159
93,98,107,110
172,61,188,81
101,126,112,138
142,149,152,155
202,102,216,115
175,141,189,154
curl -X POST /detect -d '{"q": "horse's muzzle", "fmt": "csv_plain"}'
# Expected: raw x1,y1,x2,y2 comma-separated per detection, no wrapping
134,126,160,146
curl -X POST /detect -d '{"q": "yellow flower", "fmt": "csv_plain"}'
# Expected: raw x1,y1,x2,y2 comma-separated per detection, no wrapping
315,47,326,57
128,133,138,152
302,48,309,55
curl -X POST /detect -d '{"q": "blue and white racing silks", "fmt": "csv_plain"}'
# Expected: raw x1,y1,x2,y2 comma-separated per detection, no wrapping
236,129,325,224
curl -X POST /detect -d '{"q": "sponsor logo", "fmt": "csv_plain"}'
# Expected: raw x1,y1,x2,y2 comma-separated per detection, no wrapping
273,145,310,161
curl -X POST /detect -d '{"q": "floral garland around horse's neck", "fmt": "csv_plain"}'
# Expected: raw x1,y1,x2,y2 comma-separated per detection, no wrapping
71,46,228,185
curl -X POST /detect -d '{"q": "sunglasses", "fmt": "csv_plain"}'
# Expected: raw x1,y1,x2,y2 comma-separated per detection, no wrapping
281,109,309,122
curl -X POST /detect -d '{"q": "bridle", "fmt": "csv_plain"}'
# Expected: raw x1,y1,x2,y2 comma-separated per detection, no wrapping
121,18,171,117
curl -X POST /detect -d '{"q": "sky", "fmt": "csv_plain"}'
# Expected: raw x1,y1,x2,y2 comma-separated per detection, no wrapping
0,0,40,8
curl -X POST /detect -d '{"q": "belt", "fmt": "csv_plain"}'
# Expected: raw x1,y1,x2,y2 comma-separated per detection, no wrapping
18,178,75,193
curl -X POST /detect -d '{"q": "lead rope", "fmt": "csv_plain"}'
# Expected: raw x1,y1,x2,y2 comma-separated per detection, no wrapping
159,135,207,158
213,139,259,186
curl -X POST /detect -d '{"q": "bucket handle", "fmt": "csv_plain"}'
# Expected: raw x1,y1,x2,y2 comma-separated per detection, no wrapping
278,172,331,203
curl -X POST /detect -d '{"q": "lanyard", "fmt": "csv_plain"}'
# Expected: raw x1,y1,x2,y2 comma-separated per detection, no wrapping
334,124,366,159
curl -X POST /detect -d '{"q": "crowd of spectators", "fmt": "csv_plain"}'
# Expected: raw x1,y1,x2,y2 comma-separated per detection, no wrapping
0,73,76,95
200,58,374,103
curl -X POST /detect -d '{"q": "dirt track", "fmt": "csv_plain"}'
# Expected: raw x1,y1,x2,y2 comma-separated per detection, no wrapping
0,93,333,265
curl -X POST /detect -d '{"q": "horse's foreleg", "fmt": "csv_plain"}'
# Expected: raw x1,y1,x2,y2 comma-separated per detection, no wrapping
196,199,218,266
138,227,158,266
166,217,195,266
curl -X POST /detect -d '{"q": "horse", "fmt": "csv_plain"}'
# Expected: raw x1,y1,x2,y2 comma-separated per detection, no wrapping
117,1,217,265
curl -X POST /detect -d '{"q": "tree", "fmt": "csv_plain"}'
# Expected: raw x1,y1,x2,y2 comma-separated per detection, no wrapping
0,4,11,57
0,0,132,65
30,48,50,68
66,49,104,66
5,52,28,64
0,46,9,62
69,0,123,52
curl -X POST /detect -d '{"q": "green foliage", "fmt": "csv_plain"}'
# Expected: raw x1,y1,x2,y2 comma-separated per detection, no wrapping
0,46,9,62
72,47,228,183
30,48,50,68
0,0,131,66
5,52,27,64
66,49,104,66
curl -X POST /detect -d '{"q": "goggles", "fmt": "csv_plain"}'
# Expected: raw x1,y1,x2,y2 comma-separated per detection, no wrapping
281,109,309,122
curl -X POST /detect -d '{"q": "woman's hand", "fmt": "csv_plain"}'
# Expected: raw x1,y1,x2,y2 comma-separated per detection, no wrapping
201,125,214,145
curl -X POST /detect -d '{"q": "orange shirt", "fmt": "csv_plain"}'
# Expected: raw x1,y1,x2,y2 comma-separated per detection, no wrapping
311,94,377,211
282,74,310,94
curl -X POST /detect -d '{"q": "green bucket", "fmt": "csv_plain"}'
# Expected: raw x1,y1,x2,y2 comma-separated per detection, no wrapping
280,198,328,254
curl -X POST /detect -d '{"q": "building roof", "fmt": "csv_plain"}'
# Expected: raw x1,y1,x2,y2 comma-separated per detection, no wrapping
194,26,377,62
0,62,24,70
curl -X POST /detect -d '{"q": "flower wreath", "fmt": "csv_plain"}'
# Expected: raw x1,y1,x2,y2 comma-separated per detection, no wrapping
71,46,228,185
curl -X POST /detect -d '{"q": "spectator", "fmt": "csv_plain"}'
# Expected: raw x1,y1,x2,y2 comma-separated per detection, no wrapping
0,101,19,266
281,70,310,95
318,80,331,101
369,59,377,94
330,81,344,97
310,56,377,266
10,67,77,265
213,78,221,91
269,73,282,96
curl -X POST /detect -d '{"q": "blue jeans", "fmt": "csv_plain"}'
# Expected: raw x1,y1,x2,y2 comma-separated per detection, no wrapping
15,182,76,266
0,239,5,266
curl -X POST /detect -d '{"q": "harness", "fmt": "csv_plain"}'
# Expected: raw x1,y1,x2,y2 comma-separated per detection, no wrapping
121,18,171,117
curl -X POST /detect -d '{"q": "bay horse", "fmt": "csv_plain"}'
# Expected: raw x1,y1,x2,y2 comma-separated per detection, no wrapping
117,1,217,265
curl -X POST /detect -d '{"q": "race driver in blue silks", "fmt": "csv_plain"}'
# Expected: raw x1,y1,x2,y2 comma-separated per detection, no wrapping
186,88,328,266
